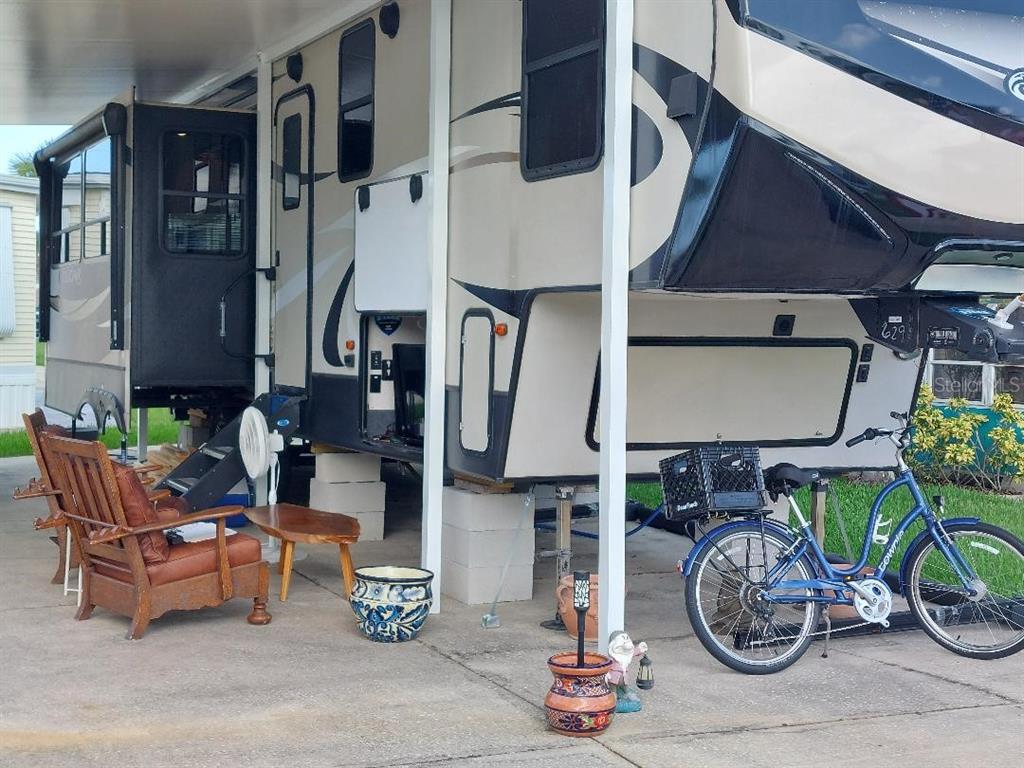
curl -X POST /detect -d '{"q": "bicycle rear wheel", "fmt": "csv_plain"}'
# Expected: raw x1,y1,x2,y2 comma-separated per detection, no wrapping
905,522,1024,660
685,523,820,674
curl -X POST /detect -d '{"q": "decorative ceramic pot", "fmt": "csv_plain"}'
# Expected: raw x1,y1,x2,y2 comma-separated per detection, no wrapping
544,652,616,737
350,566,434,642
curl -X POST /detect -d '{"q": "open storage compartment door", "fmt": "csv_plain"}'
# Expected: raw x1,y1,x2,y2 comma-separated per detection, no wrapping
354,172,430,313
37,102,130,429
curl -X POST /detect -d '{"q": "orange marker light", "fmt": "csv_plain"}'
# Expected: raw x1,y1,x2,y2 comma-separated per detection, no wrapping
345,339,356,351
495,323,508,337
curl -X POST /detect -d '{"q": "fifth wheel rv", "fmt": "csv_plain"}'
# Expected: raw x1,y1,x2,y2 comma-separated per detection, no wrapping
249,0,1022,486
71,0,1021,508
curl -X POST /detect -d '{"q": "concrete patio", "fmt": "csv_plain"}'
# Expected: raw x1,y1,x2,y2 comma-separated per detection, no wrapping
1,454,1021,768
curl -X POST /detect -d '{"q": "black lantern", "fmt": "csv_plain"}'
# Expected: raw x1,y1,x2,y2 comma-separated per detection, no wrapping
573,571,590,667
636,653,654,690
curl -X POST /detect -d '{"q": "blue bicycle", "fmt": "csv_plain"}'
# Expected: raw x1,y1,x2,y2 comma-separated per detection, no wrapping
682,413,1024,674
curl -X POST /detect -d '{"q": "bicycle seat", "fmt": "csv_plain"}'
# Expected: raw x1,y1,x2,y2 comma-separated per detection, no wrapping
763,464,821,497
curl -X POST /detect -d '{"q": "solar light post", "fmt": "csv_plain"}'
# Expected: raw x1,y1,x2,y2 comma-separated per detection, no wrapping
573,570,590,667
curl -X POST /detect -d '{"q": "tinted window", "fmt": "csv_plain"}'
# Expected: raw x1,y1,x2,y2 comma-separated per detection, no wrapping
163,132,243,195
161,130,246,255
338,20,375,181
931,363,985,402
524,0,603,62
521,0,604,180
996,366,1024,405
282,114,302,210
165,197,242,253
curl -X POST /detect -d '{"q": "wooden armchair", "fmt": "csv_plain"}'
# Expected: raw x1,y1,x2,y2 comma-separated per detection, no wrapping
19,409,177,584
39,432,271,639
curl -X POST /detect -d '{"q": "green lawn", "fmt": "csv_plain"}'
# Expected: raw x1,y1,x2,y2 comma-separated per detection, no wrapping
0,408,180,458
35,341,44,366
627,478,1023,559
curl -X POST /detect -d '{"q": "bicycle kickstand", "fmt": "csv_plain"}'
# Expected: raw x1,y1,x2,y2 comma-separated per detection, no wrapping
821,605,832,659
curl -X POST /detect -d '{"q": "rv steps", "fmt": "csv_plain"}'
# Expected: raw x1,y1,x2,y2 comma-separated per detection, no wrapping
156,393,303,511
163,477,197,494
200,445,233,460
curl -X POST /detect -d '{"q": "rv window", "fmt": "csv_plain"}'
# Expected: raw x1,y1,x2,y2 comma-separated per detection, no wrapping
282,114,302,210
49,138,114,263
161,131,246,255
337,20,375,182
521,0,604,181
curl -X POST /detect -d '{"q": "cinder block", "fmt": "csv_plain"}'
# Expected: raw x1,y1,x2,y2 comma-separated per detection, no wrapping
308,479,386,515
442,487,535,532
442,561,534,605
178,425,210,449
315,452,381,483
442,524,534,570
348,510,385,542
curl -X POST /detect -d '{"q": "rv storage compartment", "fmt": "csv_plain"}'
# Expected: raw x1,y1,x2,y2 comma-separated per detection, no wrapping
659,446,765,522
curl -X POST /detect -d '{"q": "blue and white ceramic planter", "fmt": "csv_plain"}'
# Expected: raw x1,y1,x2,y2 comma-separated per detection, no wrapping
350,566,434,642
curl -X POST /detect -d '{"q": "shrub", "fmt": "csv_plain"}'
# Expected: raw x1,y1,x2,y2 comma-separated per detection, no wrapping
910,385,1024,493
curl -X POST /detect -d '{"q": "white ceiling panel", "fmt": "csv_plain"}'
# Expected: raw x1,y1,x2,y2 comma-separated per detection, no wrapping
0,0,366,124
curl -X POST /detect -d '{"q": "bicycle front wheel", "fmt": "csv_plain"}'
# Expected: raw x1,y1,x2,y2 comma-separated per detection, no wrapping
685,523,820,674
905,522,1024,660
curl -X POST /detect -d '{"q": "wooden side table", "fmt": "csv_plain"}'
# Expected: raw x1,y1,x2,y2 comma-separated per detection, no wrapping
244,504,361,601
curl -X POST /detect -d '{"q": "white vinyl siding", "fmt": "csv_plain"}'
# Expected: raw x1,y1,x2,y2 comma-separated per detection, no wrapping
0,206,14,336
0,184,39,367
0,179,39,429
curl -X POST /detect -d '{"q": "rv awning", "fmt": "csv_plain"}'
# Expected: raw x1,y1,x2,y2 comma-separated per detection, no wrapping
921,299,1024,364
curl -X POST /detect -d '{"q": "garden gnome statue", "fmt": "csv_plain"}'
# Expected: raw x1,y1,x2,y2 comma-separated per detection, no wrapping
607,631,648,713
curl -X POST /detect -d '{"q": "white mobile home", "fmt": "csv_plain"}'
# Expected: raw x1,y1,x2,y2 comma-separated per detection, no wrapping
8,0,1024,631
0,174,39,429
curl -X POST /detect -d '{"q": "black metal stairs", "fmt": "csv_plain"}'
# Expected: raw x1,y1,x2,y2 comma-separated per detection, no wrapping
156,393,303,511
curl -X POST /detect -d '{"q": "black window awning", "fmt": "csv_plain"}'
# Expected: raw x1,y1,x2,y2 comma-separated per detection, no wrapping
921,299,1024,364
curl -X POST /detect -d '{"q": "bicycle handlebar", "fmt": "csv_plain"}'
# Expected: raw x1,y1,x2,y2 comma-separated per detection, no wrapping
846,426,903,448
846,412,913,448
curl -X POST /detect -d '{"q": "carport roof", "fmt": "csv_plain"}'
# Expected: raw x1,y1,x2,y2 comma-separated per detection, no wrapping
0,0,356,124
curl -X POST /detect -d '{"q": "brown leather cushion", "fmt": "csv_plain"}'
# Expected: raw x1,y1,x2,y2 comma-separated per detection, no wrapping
112,464,169,564
154,497,189,523
92,532,262,586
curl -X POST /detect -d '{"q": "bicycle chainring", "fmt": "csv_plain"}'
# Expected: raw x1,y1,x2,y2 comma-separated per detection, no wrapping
852,578,893,626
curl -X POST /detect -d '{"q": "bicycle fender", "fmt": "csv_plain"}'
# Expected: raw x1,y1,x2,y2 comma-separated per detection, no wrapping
897,517,980,595
681,518,796,578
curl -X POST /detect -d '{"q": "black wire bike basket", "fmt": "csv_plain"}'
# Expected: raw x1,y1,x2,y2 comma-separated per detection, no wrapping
659,445,766,522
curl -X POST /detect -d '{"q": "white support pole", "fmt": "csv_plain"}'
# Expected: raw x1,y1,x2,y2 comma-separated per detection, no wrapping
598,0,633,654
254,52,274,508
423,0,452,613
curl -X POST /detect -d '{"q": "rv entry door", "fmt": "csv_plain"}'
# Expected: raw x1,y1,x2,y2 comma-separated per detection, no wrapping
273,90,314,392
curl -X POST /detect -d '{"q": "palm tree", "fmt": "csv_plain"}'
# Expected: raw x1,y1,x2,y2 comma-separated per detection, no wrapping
8,150,37,177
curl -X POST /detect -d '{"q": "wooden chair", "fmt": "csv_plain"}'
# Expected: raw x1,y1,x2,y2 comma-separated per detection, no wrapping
39,433,271,639
20,409,173,584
